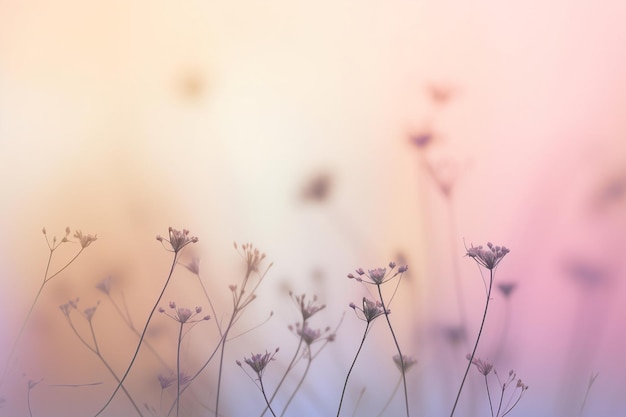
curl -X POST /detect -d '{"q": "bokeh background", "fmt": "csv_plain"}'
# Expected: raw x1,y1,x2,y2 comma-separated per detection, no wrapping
1,0,626,416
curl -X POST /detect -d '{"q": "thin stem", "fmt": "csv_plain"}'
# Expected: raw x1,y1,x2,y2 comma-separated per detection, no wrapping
65,316,144,417
196,275,222,336
337,322,370,417
93,252,180,417
176,323,184,417
280,352,311,417
376,284,409,417
27,386,35,417
259,378,277,417
485,375,494,417
449,268,494,417
259,329,304,417
376,376,402,417
107,295,171,372
2,246,83,383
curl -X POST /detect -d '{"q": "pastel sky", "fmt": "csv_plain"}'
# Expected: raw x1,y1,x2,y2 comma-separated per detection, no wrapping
1,1,626,416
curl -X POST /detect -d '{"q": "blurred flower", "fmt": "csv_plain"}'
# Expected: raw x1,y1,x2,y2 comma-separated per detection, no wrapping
393,354,417,373
95,276,112,295
297,324,322,345
158,374,175,389
410,131,433,148
301,172,333,203
497,282,517,298
183,257,201,276
74,230,97,248
291,292,325,321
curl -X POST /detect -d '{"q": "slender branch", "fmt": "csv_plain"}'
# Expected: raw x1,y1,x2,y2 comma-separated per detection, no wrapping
449,268,494,417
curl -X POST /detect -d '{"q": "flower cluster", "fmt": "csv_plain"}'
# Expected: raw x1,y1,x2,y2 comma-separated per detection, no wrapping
347,262,408,285
393,354,418,373
74,230,98,249
349,297,388,323
466,242,509,270
59,298,100,322
158,301,210,323
156,227,198,253
290,292,325,321
466,354,493,376
237,348,279,379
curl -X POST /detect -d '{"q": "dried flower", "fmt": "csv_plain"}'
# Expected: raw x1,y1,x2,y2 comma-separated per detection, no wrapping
156,227,198,253
240,348,279,379
158,374,176,389
466,242,509,270
95,276,112,295
393,354,417,373
466,354,493,376
497,282,517,298
74,230,97,248
183,257,201,275
296,323,322,345
83,302,100,322
160,302,210,324
350,297,388,323
291,292,325,321
347,263,408,285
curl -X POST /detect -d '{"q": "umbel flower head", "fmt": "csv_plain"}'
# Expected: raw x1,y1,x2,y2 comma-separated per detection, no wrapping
159,302,210,323
156,227,198,253
466,354,493,376
237,348,279,379
349,297,388,323
74,230,98,248
347,262,408,285
393,354,418,373
290,292,325,321
466,242,509,270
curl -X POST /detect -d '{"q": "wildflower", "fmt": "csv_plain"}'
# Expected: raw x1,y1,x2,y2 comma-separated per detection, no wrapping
239,348,279,379
516,379,528,391
350,297,388,323
393,354,417,373
410,131,433,148
156,227,198,253
466,242,509,270
347,263,408,285
296,324,322,345
157,374,176,389
83,301,100,322
290,292,325,321
234,242,267,272
466,354,493,376
183,257,201,275
160,302,210,323
59,298,79,317
95,276,112,295
497,282,517,298
178,372,191,386
74,230,97,248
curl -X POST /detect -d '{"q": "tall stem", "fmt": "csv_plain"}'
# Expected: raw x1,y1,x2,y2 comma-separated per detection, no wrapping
93,252,179,417
376,284,409,417
337,323,369,417
449,269,494,417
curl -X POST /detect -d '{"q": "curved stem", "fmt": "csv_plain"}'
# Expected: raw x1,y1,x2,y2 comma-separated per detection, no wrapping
376,285,409,417
93,252,179,417
449,268,494,417
337,323,369,417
